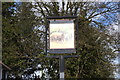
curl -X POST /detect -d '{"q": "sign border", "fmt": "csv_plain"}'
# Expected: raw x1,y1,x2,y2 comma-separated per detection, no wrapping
46,16,77,54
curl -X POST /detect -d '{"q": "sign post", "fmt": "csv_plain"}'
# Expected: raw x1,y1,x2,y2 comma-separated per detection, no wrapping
46,16,78,80
60,55,64,80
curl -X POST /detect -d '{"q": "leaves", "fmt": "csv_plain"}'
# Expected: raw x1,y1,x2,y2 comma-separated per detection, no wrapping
2,2,44,75
2,2,119,78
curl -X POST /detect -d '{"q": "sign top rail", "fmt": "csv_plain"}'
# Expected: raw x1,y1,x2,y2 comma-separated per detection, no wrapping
46,16,77,19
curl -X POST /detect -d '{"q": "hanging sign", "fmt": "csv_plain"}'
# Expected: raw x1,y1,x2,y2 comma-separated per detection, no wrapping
47,16,77,53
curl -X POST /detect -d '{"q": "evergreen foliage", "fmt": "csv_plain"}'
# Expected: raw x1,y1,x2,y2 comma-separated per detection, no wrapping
2,2,119,78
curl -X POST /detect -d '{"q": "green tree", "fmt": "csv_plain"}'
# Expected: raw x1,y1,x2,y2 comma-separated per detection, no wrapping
31,2,119,78
2,1,119,79
2,2,44,76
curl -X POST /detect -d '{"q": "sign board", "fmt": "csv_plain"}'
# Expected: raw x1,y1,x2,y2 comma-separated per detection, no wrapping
47,16,77,54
